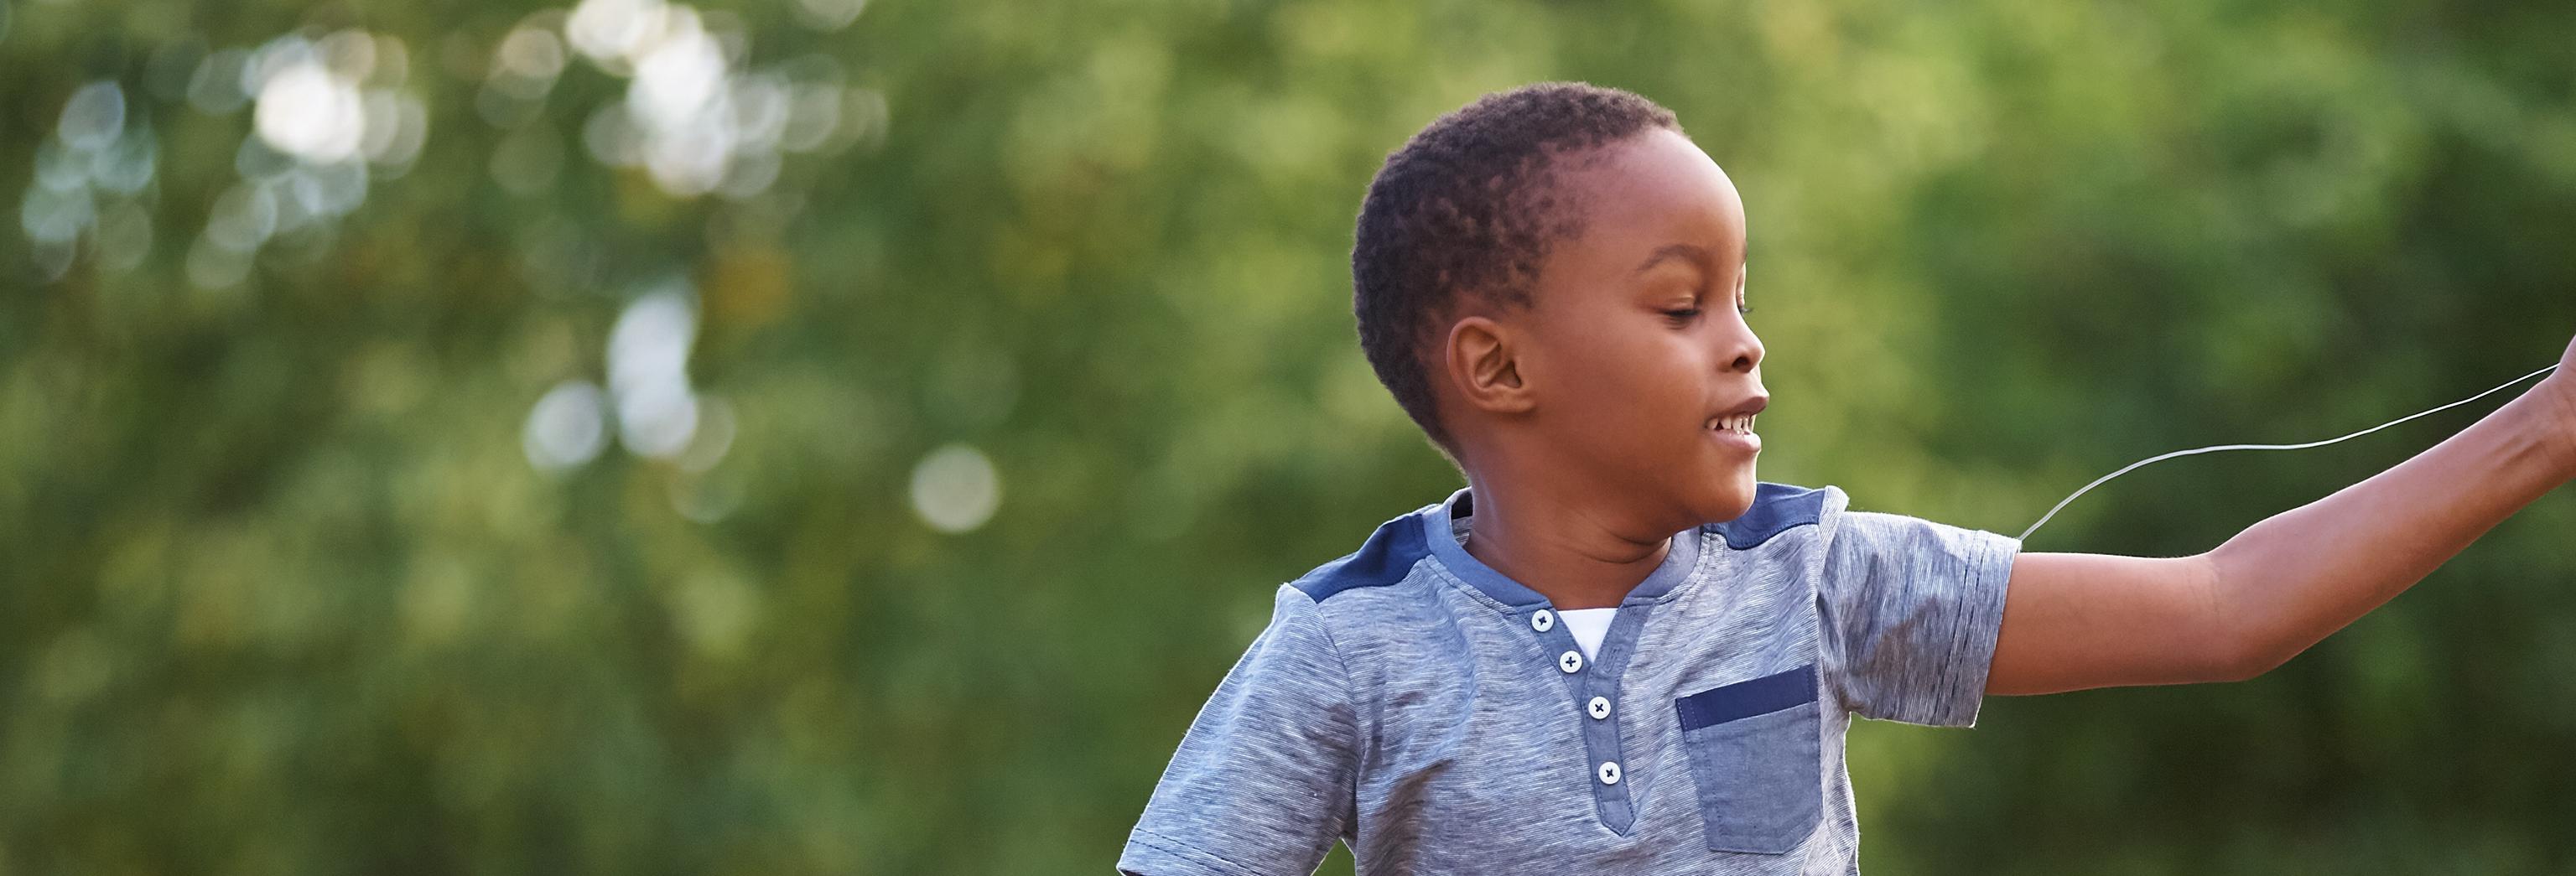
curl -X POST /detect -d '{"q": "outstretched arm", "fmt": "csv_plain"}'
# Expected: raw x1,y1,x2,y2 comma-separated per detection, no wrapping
1987,342,2576,696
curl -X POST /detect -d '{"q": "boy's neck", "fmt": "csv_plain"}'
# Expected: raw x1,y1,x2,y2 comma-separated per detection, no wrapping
1456,476,1677,610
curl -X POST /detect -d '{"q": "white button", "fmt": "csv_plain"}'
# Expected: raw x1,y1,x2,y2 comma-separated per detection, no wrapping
1530,609,1555,632
1557,651,1584,673
1587,696,1611,720
1597,761,1622,785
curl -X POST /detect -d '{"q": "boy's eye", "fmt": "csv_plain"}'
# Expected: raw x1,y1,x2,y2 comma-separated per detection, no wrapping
1662,304,1752,323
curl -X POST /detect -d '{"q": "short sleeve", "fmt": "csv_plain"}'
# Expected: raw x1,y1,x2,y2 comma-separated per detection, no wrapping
1815,507,2021,727
1117,585,1358,876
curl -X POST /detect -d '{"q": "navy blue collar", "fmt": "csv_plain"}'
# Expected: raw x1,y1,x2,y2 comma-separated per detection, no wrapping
1419,487,1704,609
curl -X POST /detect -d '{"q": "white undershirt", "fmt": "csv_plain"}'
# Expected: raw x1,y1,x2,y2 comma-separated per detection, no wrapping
1557,607,1618,661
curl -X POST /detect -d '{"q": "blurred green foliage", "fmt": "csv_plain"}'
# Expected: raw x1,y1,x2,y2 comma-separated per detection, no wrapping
5,0,2576,873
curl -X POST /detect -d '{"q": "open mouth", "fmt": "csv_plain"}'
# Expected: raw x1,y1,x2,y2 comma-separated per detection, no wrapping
1709,412,1756,435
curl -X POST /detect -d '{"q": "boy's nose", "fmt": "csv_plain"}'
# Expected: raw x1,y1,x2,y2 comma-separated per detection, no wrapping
1721,330,1762,374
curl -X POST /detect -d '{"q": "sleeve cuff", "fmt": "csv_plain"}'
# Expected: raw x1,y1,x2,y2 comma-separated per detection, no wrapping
1927,527,2022,728
1114,829,1266,876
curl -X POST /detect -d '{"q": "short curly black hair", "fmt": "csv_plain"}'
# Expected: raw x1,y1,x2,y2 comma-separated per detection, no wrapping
1353,82,1682,463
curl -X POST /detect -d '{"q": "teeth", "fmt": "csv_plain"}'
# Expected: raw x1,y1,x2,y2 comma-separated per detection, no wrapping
1712,414,1757,433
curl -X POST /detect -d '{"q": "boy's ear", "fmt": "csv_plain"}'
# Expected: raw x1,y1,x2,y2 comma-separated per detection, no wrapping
1445,315,1536,416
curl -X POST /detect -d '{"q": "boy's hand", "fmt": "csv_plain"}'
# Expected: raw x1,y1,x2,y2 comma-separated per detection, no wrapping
2539,333,2576,471
1991,338,2576,696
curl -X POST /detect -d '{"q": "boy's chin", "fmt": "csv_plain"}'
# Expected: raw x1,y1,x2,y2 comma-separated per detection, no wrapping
1701,468,1761,523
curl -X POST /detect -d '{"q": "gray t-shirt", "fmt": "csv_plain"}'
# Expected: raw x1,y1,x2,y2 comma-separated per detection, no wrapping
1118,482,2021,875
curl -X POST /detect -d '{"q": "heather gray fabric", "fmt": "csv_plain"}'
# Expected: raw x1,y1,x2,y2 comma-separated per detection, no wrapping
1118,482,2021,875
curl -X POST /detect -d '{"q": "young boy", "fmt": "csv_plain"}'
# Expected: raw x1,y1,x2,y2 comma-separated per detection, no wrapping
1116,82,2576,874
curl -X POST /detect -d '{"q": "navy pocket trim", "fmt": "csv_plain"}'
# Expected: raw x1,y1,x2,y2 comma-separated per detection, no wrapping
1675,664,1818,731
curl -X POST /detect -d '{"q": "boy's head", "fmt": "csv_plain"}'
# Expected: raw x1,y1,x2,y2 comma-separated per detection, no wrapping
1353,81,1768,522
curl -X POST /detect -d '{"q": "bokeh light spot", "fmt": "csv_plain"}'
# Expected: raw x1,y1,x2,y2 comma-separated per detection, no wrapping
607,283,702,459
909,443,1001,534
56,80,127,151
255,61,366,163
791,0,866,32
524,380,610,471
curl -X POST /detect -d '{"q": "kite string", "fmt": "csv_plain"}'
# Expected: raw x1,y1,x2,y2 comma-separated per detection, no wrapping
2018,362,2563,543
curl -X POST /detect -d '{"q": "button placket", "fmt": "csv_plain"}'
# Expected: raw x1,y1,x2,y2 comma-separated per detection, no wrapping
1585,603,1654,833
1524,602,1639,833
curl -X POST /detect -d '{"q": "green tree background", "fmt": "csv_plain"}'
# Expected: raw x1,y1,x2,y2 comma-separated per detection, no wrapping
7,0,2575,873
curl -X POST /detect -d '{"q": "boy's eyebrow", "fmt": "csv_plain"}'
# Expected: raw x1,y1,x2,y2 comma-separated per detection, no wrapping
1633,243,1716,275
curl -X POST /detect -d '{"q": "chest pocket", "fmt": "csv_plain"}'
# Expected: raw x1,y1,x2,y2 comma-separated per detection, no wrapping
1675,663,1822,854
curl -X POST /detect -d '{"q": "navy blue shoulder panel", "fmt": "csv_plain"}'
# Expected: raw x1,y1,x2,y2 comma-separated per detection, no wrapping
1706,482,1832,550
1291,513,1433,603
